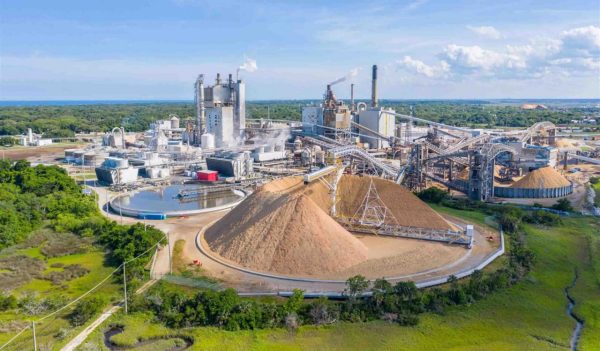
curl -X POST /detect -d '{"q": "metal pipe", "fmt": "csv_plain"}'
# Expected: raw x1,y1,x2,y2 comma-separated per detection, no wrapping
371,65,378,108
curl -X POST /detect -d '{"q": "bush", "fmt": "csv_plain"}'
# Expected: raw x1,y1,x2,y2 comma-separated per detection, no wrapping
551,198,573,212
524,210,562,226
68,296,106,326
416,187,448,203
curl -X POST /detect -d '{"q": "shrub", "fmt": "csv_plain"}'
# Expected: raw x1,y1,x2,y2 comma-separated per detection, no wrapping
68,296,106,326
551,198,573,212
416,187,448,203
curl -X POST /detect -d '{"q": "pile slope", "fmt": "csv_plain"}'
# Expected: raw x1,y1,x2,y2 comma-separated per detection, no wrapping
511,166,571,188
205,177,368,276
336,175,454,230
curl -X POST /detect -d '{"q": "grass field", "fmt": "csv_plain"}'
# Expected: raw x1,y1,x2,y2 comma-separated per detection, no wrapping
592,181,600,207
78,206,599,351
0,232,121,351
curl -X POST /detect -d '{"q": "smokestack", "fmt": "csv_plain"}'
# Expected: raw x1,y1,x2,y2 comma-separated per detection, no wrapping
350,83,355,111
371,65,378,108
195,74,205,142
228,73,233,86
216,73,221,85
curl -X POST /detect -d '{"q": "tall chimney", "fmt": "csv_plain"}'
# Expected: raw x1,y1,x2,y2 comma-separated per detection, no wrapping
371,65,378,108
350,83,355,111
195,74,205,143
216,73,221,85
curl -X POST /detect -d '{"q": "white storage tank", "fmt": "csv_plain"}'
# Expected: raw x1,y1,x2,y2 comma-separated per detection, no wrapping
201,133,215,149
147,168,160,179
170,115,180,129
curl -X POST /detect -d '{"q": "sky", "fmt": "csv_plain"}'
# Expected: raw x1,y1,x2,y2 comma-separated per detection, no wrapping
0,0,599,100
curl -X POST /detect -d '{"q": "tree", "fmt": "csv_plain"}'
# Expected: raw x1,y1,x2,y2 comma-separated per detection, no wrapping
284,289,304,314
345,275,370,300
68,297,105,326
551,198,573,212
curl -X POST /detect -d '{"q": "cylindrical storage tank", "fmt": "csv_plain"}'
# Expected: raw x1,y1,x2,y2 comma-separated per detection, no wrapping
201,133,215,149
170,116,180,129
83,152,97,166
73,150,85,165
147,168,160,179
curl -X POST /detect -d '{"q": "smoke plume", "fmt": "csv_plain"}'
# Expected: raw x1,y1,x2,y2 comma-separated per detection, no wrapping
329,67,360,86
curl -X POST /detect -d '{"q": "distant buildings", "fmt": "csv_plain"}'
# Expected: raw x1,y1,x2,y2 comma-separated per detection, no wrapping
17,128,53,146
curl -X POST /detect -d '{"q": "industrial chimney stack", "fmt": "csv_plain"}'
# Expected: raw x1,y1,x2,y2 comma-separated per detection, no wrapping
350,83,355,111
371,65,378,108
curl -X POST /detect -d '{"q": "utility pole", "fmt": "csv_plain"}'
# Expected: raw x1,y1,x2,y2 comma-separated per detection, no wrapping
123,263,128,314
166,231,172,275
32,321,37,351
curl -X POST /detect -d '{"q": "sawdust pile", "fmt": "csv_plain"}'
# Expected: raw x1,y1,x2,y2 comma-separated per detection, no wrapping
511,167,571,188
205,177,368,276
336,175,454,230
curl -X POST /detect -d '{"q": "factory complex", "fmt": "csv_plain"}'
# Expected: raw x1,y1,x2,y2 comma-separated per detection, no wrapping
33,64,599,292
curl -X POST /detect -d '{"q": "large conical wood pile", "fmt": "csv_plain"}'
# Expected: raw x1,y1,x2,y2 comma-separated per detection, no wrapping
205,177,368,276
511,167,570,188
205,174,454,276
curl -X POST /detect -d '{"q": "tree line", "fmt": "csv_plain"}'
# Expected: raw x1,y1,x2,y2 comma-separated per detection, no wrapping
1,101,594,138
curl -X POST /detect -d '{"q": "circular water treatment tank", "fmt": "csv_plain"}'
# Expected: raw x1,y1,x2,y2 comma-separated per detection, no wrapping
110,184,246,218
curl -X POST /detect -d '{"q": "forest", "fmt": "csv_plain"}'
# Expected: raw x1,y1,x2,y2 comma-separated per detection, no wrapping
0,101,595,138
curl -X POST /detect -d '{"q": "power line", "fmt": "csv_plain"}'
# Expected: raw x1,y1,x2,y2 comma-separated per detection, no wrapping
0,237,166,350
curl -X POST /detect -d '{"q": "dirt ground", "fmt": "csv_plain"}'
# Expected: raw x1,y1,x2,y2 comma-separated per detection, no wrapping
0,143,84,162
91,182,501,293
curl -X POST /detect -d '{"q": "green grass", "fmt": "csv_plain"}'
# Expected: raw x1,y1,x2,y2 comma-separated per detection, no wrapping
0,247,121,350
592,182,600,207
78,208,600,351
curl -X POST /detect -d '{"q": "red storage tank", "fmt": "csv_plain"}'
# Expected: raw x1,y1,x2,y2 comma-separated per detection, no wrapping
197,170,218,182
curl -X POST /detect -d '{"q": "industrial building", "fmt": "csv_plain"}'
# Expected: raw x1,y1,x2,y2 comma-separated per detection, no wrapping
195,73,246,147
205,151,254,178
17,128,53,147
95,157,139,185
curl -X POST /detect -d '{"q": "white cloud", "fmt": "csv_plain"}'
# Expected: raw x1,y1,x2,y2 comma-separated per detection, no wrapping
560,25,600,57
467,25,502,40
440,45,526,73
411,25,600,80
405,0,428,11
397,56,449,78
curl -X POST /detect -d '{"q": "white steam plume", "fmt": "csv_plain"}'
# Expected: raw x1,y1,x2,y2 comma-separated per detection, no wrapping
329,67,360,86
238,57,258,72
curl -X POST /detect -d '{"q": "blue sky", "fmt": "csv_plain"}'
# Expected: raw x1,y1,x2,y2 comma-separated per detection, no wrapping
1,0,599,100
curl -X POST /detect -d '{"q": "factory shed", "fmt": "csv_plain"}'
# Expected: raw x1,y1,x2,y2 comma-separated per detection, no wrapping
197,170,218,182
